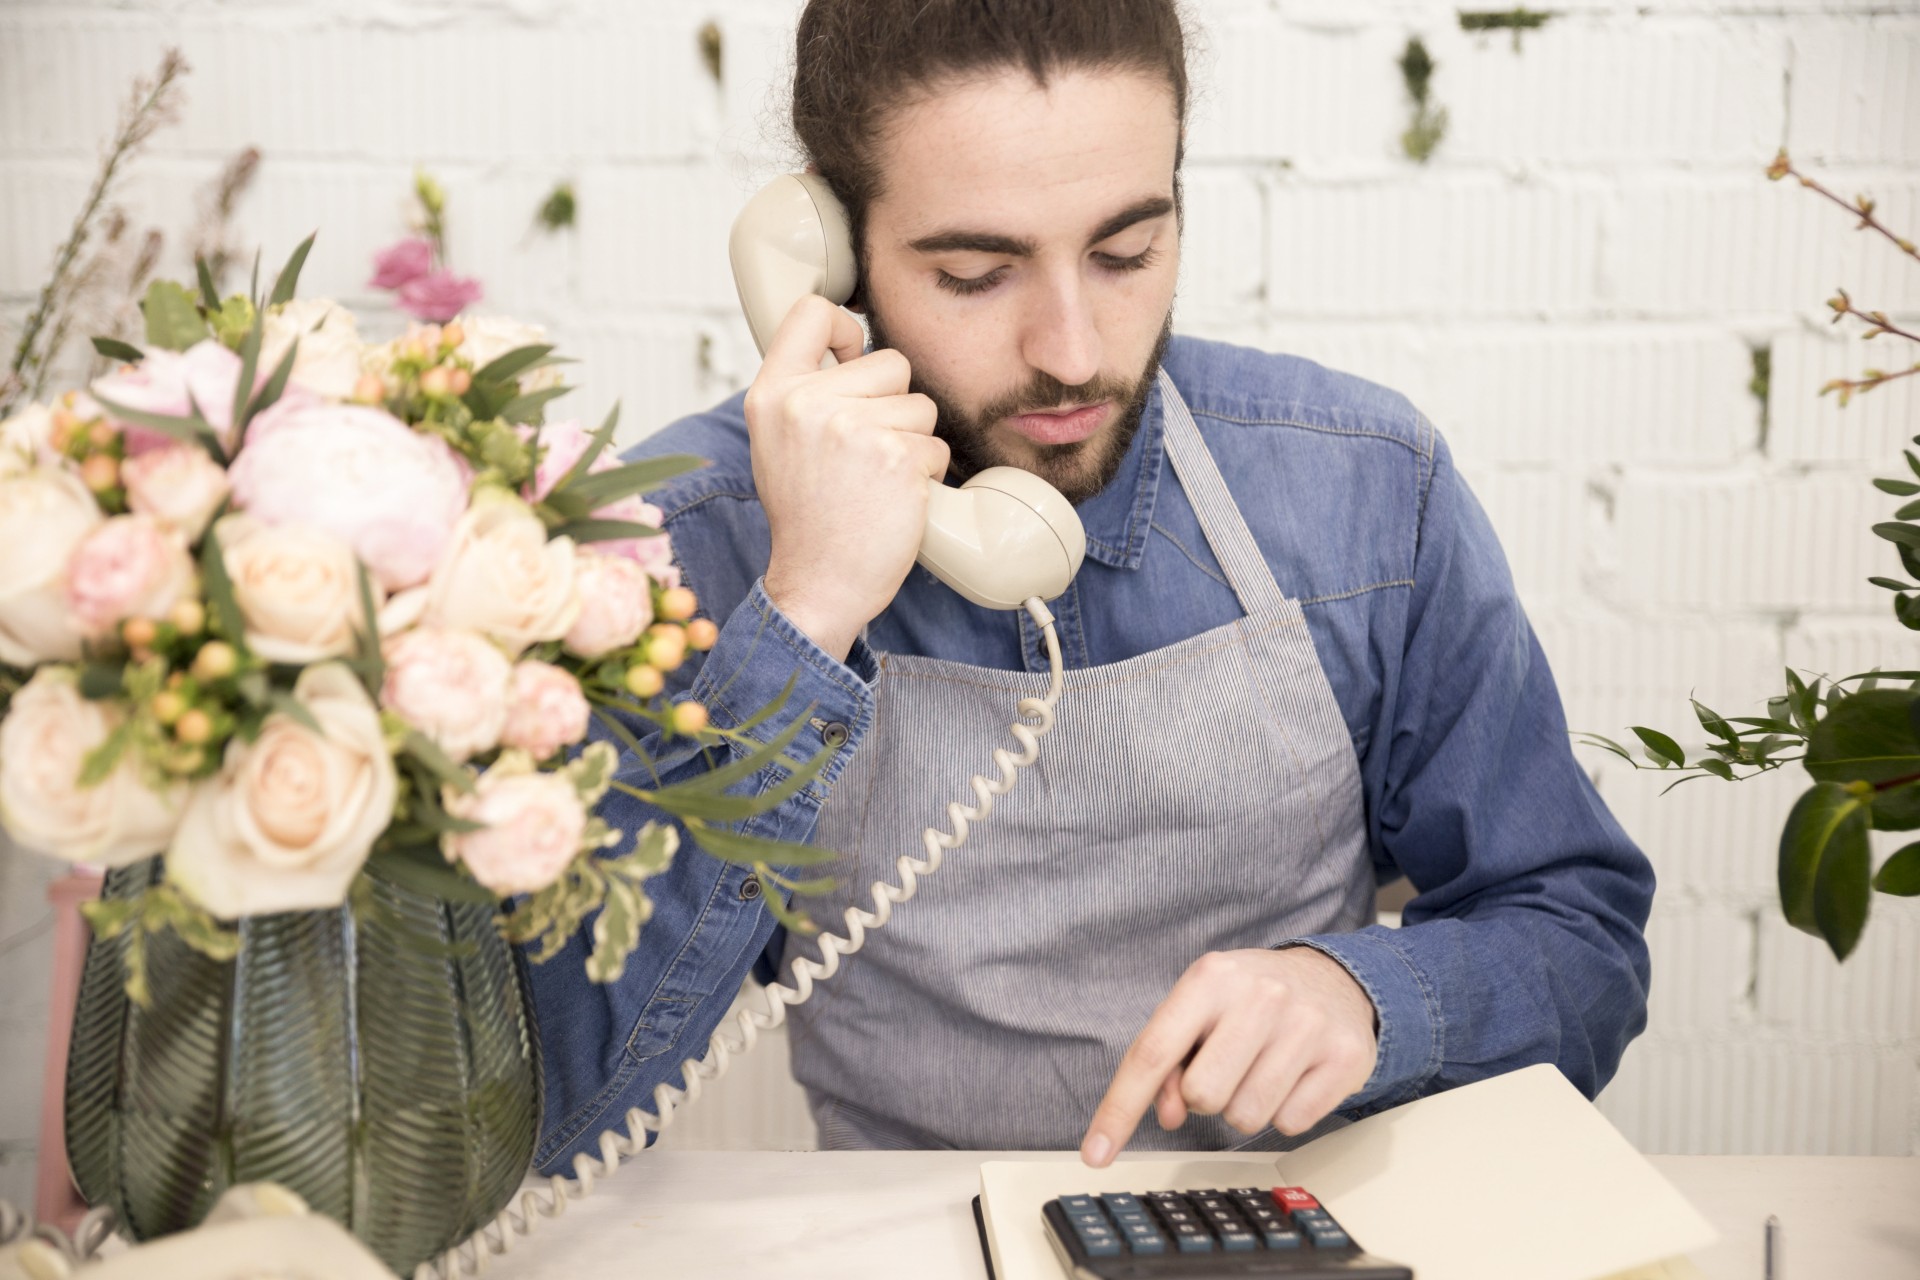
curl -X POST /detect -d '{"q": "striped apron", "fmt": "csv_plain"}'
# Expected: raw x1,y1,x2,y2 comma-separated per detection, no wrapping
782,372,1374,1151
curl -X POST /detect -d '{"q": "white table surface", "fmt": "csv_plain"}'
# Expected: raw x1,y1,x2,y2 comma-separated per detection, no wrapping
462,1151,1920,1279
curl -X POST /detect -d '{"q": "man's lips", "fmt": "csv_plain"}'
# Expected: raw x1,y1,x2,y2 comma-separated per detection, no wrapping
1005,402,1110,446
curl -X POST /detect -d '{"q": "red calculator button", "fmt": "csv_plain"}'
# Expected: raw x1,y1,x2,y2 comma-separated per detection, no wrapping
1272,1187,1320,1213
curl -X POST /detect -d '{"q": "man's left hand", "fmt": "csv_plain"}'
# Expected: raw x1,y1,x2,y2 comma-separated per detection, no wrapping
1080,947,1378,1167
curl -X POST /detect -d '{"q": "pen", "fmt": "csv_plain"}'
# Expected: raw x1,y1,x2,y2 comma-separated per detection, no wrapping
1763,1214,1780,1280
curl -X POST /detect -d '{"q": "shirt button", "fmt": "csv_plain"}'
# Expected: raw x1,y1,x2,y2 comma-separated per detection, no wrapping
738,875,762,901
820,722,849,749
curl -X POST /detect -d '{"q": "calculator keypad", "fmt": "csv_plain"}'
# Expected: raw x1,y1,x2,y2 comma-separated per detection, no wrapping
1042,1184,1400,1276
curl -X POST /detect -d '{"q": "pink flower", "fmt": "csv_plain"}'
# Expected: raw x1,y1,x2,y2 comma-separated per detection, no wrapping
121,444,230,540
520,420,679,580
445,767,586,895
90,340,247,455
500,661,590,761
562,550,653,659
64,514,195,637
228,399,469,591
397,269,483,323
380,627,512,762
369,237,435,290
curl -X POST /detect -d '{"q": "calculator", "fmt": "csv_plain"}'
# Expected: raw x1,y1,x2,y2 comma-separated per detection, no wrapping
1040,1185,1413,1278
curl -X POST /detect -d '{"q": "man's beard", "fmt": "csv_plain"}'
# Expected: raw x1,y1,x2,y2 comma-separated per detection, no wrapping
864,304,1174,506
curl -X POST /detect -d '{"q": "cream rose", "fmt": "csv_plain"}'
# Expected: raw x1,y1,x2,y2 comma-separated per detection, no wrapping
0,668,185,866
167,664,398,919
444,762,586,895
64,514,196,638
380,627,512,762
416,489,579,655
216,514,374,663
0,403,56,476
562,549,653,659
0,466,101,665
262,297,365,401
122,444,231,540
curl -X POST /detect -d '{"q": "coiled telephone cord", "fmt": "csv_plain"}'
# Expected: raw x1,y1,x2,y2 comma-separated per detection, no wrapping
418,597,1066,1277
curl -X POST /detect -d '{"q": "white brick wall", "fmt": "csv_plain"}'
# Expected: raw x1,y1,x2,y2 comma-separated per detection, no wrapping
2,0,1918,1179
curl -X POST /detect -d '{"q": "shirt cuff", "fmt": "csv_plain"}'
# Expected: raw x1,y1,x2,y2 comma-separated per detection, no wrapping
686,577,878,801
1277,927,1441,1113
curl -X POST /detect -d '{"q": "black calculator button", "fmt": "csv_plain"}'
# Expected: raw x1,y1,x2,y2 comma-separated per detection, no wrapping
1100,1193,1143,1215
1262,1227,1304,1249
1308,1226,1352,1249
1061,1195,1098,1212
1219,1230,1258,1252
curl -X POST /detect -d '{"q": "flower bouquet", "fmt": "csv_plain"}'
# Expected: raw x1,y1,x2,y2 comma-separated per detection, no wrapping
0,239,824,1271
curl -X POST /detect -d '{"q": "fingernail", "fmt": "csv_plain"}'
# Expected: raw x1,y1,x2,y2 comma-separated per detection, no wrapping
1082,1135,1111,1167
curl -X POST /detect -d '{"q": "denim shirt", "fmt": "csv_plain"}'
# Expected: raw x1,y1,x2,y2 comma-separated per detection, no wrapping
527,335,1654,1173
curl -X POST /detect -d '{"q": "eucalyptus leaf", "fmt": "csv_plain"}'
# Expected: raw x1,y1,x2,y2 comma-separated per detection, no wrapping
140,279,207,351
554,402,619,493
195,258,221,312
267,693,321,734
473,344,555,386
90,393,219,456
553,518,662,545
498,385,572,424
199,528,248,650
1631,725,1686,768
242,335,298,430
231,310,263,430
404,729,475,794
1873,842,1920,895
1778,781,1871,960
1872,477,1920,496
90,336,144,363
1872,521,1920,549
563,456,707,509
78,663,123,700
684,822,838,868
268,232,317,308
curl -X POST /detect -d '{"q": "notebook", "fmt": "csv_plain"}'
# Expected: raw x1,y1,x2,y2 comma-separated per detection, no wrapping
977,1064,1716,1280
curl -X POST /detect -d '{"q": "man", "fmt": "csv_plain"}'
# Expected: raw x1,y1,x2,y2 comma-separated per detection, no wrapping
528,0,1652,1173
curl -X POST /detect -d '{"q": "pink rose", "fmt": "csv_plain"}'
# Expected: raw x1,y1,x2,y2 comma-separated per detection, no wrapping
227,400,469,591
369,237,434,290
397,269,483,323
521,420,679,580
562,549,653,659
64,514,195,637
501,661,590,761
444,767,585,895
121,444,231,540
90,340,246,455
380,627,512,762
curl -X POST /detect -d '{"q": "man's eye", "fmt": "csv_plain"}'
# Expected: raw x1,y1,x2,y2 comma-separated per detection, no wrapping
1095,247,1159,273
936,267,1007,296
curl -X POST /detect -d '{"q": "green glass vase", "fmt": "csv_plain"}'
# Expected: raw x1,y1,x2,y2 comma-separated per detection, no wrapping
63,858,542,1275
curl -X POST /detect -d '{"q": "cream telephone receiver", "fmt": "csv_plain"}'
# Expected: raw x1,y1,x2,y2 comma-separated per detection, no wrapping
4,181,1078,1280
729,172,1086,611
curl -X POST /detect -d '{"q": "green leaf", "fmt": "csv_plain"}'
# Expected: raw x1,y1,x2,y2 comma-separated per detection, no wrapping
1692,699,1737,743
684,822,838,868
1872,521,1920,549
555,402,619,493
90,392,218,455
562,455,707,510
1696,758,1735,781
199,526,248,650
1778,782,1872,961
403,728,475,794
473,344,556,387
1804,688,1920,789
1873,478,1920,496
675,708,812,794
1784,669,1820,733
552,518,662,545
243,336,298,429
231,310,263,432
91,336,144,363
586,874,650,983
195,258,221,312
1573,732,1635,763
1872,781,1920,832
369,845,498,905
1869,577,1915,592
731,672,801,735
268,232,317,308
1897,500,1920,521
1899,593,1920,631
1631,725,1686,768
1873,842,1920,895
497,385,572,425
78,663,123,700
1899,542,1920,582
353,563,384,692
140,279,208,351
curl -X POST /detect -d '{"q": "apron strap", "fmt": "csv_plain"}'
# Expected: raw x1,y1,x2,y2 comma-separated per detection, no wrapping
1155,369,1292,617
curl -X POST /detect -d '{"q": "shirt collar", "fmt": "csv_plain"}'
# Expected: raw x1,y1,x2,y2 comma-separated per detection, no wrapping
1071,375,1167,571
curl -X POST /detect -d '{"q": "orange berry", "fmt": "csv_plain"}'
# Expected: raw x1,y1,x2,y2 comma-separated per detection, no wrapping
440,321,465,349
87,420,119,450
447,366,472,395
168,599,205,635
175,708,213,745
121,616,158,649
150,691,186,725
191,641,237,681
623,665,664,698
670,701,710,736
352,372,387,404
685,618,719,651
419,365,453,396
658,587,697,622
80,453,119,493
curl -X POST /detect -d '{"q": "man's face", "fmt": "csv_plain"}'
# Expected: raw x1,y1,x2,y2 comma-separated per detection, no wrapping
858,67,1182,505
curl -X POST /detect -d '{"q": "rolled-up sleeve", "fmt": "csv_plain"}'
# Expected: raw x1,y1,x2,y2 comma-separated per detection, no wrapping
1288,431,1654,1114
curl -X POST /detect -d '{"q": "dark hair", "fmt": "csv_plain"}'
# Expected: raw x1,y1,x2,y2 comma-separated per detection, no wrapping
791,0,1192,258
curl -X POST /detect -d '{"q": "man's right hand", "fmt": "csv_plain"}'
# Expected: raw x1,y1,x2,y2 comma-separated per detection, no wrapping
745,294,949,662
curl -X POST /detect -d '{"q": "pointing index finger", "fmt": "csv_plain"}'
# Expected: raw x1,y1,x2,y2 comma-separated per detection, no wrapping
1080,999,1212,1167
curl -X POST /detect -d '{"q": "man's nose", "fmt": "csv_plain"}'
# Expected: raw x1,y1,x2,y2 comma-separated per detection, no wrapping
1019,271,1103,390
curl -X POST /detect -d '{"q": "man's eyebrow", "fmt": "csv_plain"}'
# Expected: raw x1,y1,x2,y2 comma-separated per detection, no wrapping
905,195,1176,258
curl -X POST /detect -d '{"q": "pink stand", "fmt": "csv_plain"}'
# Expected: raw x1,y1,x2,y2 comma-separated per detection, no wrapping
35,869,102,1233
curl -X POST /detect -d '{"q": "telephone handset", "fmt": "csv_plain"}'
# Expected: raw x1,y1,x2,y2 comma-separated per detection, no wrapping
728,172,1087,611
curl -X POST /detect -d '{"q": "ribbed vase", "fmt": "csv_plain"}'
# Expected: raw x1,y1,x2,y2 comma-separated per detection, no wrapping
63,858,542,1276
